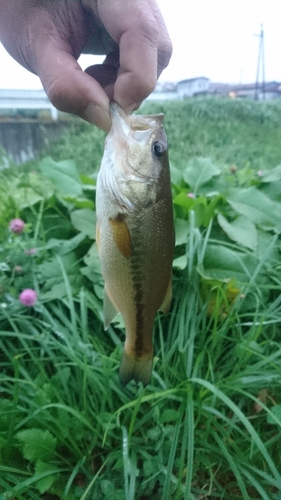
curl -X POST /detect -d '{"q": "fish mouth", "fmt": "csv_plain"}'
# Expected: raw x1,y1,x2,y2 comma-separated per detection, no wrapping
110,102,131,136
109,102,163,144
110,101,128,118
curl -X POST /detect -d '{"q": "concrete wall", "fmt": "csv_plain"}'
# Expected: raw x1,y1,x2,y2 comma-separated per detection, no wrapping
0,118,69,165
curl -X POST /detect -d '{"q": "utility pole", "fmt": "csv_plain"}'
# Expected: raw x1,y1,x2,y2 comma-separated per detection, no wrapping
254,24,265,100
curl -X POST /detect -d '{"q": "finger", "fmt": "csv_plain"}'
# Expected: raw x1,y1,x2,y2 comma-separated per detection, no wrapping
148,0,173,77
0,1,113,130
36,38,111,131
85,64,117,101
85,49,120,101
85,63,117,86
95,0,172,112
114,25,158,111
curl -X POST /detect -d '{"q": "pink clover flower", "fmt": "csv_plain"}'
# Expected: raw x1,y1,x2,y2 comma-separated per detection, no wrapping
25,248,36,256
9,218,25,234
19,288,37,307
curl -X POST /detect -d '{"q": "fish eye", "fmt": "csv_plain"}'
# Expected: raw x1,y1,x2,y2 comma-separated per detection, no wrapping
152,141,164,158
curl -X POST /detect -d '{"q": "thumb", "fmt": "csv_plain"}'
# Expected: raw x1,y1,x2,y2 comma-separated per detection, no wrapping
37,43,111,131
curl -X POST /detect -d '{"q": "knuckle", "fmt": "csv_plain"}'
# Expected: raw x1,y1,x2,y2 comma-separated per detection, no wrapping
134,5,160,45
45,77,75,113
158,38,173,73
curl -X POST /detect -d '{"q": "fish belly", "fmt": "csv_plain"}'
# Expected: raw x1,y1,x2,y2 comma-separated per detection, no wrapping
98,196,173,385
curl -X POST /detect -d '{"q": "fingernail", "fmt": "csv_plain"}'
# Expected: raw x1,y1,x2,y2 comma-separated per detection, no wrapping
125,102,140,114
82,103,111,132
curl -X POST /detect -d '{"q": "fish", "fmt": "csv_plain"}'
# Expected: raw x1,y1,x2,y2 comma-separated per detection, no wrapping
95,102,174,386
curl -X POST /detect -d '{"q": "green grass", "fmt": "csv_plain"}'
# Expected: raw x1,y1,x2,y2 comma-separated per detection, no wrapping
1,97,281,498
46,97,281,175
1,218,281,498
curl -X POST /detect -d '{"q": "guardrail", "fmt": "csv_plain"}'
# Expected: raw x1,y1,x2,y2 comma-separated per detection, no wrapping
0,89,58,120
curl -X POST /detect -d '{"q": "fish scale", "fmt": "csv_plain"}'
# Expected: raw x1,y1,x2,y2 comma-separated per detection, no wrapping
96,103,174,386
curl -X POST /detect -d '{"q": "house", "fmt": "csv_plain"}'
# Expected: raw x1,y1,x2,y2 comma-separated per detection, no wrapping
208,82,232,96
208,81,281,100
146,81,178,101
177,77,210,98
227,81,281,100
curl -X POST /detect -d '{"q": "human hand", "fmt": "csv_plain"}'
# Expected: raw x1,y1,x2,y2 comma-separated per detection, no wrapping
0,0,172,131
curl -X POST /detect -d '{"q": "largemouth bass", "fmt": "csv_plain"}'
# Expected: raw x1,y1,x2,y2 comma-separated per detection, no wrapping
96,103,174,386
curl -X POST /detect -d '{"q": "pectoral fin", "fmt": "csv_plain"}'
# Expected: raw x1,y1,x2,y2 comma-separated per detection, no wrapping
159,277,172,314
109,216,132,258
103,288,119,330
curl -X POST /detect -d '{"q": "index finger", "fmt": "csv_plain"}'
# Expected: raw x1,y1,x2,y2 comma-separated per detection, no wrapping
97,0,172,111
35,38,112,131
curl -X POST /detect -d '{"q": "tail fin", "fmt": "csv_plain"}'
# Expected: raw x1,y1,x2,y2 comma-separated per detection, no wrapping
119,351,153,386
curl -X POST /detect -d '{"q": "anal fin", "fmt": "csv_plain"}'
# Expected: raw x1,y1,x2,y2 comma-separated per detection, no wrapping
103,288,119,330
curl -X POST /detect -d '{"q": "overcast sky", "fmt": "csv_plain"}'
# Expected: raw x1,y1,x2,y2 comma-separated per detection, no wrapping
0,0,280,89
